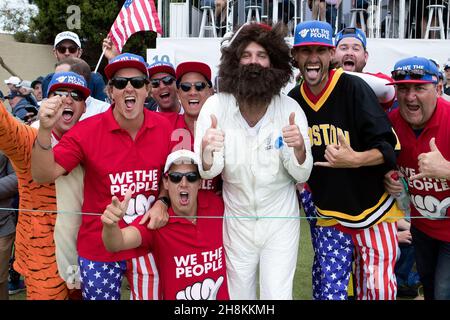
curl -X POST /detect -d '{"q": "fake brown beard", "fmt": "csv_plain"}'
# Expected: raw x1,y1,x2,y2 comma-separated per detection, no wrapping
219,63,290,108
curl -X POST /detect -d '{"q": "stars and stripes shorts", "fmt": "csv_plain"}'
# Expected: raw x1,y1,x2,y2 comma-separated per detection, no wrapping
78,256,126,300
300,188,354,300
125,253,160,300
299,187,399,300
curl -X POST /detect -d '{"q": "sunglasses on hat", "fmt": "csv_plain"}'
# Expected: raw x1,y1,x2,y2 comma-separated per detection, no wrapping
167,172,200,183
391,69,435,81
178,82,208,92
110,76,149,90
51,90,84,101
56,45,79,54
340,27,358,35
151,75,175,88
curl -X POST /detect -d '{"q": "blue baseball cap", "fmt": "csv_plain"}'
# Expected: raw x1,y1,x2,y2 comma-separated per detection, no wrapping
104,53,149,80
388,56,439,85
293,21,334,48
335,27,367,49
147,61,176,78
47,71,90,99
5,90,23,100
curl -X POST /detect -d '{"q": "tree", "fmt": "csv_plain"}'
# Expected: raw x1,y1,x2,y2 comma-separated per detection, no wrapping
26,0,158,74
0,0,38,33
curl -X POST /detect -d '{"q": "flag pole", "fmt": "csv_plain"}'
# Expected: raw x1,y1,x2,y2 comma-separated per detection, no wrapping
94,48,106,74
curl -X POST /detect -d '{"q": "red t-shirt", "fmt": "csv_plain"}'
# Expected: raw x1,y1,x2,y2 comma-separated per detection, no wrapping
132,191,229,300
54,106,172,261
389,98,450,241
161,112,222,192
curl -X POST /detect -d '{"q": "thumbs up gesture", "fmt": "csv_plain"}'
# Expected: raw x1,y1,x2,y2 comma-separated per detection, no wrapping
101,188,133,227
314,132,356,168
410,138,450,180
282,112,306,163
201,114,225,168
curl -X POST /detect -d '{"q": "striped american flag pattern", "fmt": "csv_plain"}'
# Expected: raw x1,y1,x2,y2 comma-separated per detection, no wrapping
108,0,162,53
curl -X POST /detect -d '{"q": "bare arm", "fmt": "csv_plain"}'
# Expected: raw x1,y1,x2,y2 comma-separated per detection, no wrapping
102,224,142,252
397,218,411,231
315,133,384,168
139,180,169,229
101,189,142,252
31,96,66,183
31,96,68,183
351,148,384,167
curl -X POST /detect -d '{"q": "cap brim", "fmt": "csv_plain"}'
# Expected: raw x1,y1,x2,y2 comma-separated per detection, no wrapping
387,79,436,85
176,62,212,82
48,83,91,99
293,42,335,48
164,156,199,173
148,65,175,78
104,61,148,79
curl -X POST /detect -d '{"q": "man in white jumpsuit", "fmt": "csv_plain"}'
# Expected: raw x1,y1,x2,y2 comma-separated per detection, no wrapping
194,22,313,299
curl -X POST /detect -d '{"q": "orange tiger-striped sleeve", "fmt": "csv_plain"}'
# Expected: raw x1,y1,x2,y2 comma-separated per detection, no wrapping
0,102,68,300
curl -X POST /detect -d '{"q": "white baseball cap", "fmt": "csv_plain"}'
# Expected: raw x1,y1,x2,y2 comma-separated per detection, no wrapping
4,76,21,86
164,150,199,174
16,80,32,89
54,31,81,48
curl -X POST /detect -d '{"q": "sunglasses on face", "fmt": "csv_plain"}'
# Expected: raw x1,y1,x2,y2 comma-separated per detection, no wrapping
56,45,78,54
391,69,434,81
109,76,149,90
167,171,200,183
51,90,84,101
178,82,208,92
150,75,175,88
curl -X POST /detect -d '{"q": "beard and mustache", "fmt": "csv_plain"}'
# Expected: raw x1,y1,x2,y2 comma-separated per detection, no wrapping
218,63,290,108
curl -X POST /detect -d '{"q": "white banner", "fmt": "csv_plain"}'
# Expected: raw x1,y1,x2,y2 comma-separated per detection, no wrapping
148,37,450,93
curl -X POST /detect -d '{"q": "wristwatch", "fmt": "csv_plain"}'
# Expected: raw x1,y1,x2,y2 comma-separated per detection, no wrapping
157,196,170,207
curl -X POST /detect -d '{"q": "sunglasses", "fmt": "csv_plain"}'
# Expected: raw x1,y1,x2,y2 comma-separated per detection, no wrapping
151,75,175,88
179,82,208,92
56,45,79,54
340,27,358,35
51,90,84,101
167,172,200,183
110,76,149,90
391,69,434,81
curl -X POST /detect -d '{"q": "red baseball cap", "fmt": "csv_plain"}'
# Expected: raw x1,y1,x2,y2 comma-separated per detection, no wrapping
176,61,212,82
147,61,176,78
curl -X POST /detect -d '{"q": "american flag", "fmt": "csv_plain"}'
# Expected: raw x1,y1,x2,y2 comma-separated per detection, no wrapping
108,0,162,53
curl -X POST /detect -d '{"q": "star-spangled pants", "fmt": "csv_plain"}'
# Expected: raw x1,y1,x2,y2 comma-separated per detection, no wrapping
301,188,354,300
300,188,399,300
79,256,126,300
79,253,160,300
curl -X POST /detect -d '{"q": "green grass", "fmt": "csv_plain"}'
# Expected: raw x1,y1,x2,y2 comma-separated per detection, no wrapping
294,215,313,300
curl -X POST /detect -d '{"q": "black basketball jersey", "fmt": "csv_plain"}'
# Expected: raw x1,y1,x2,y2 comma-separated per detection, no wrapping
289,68,399,228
